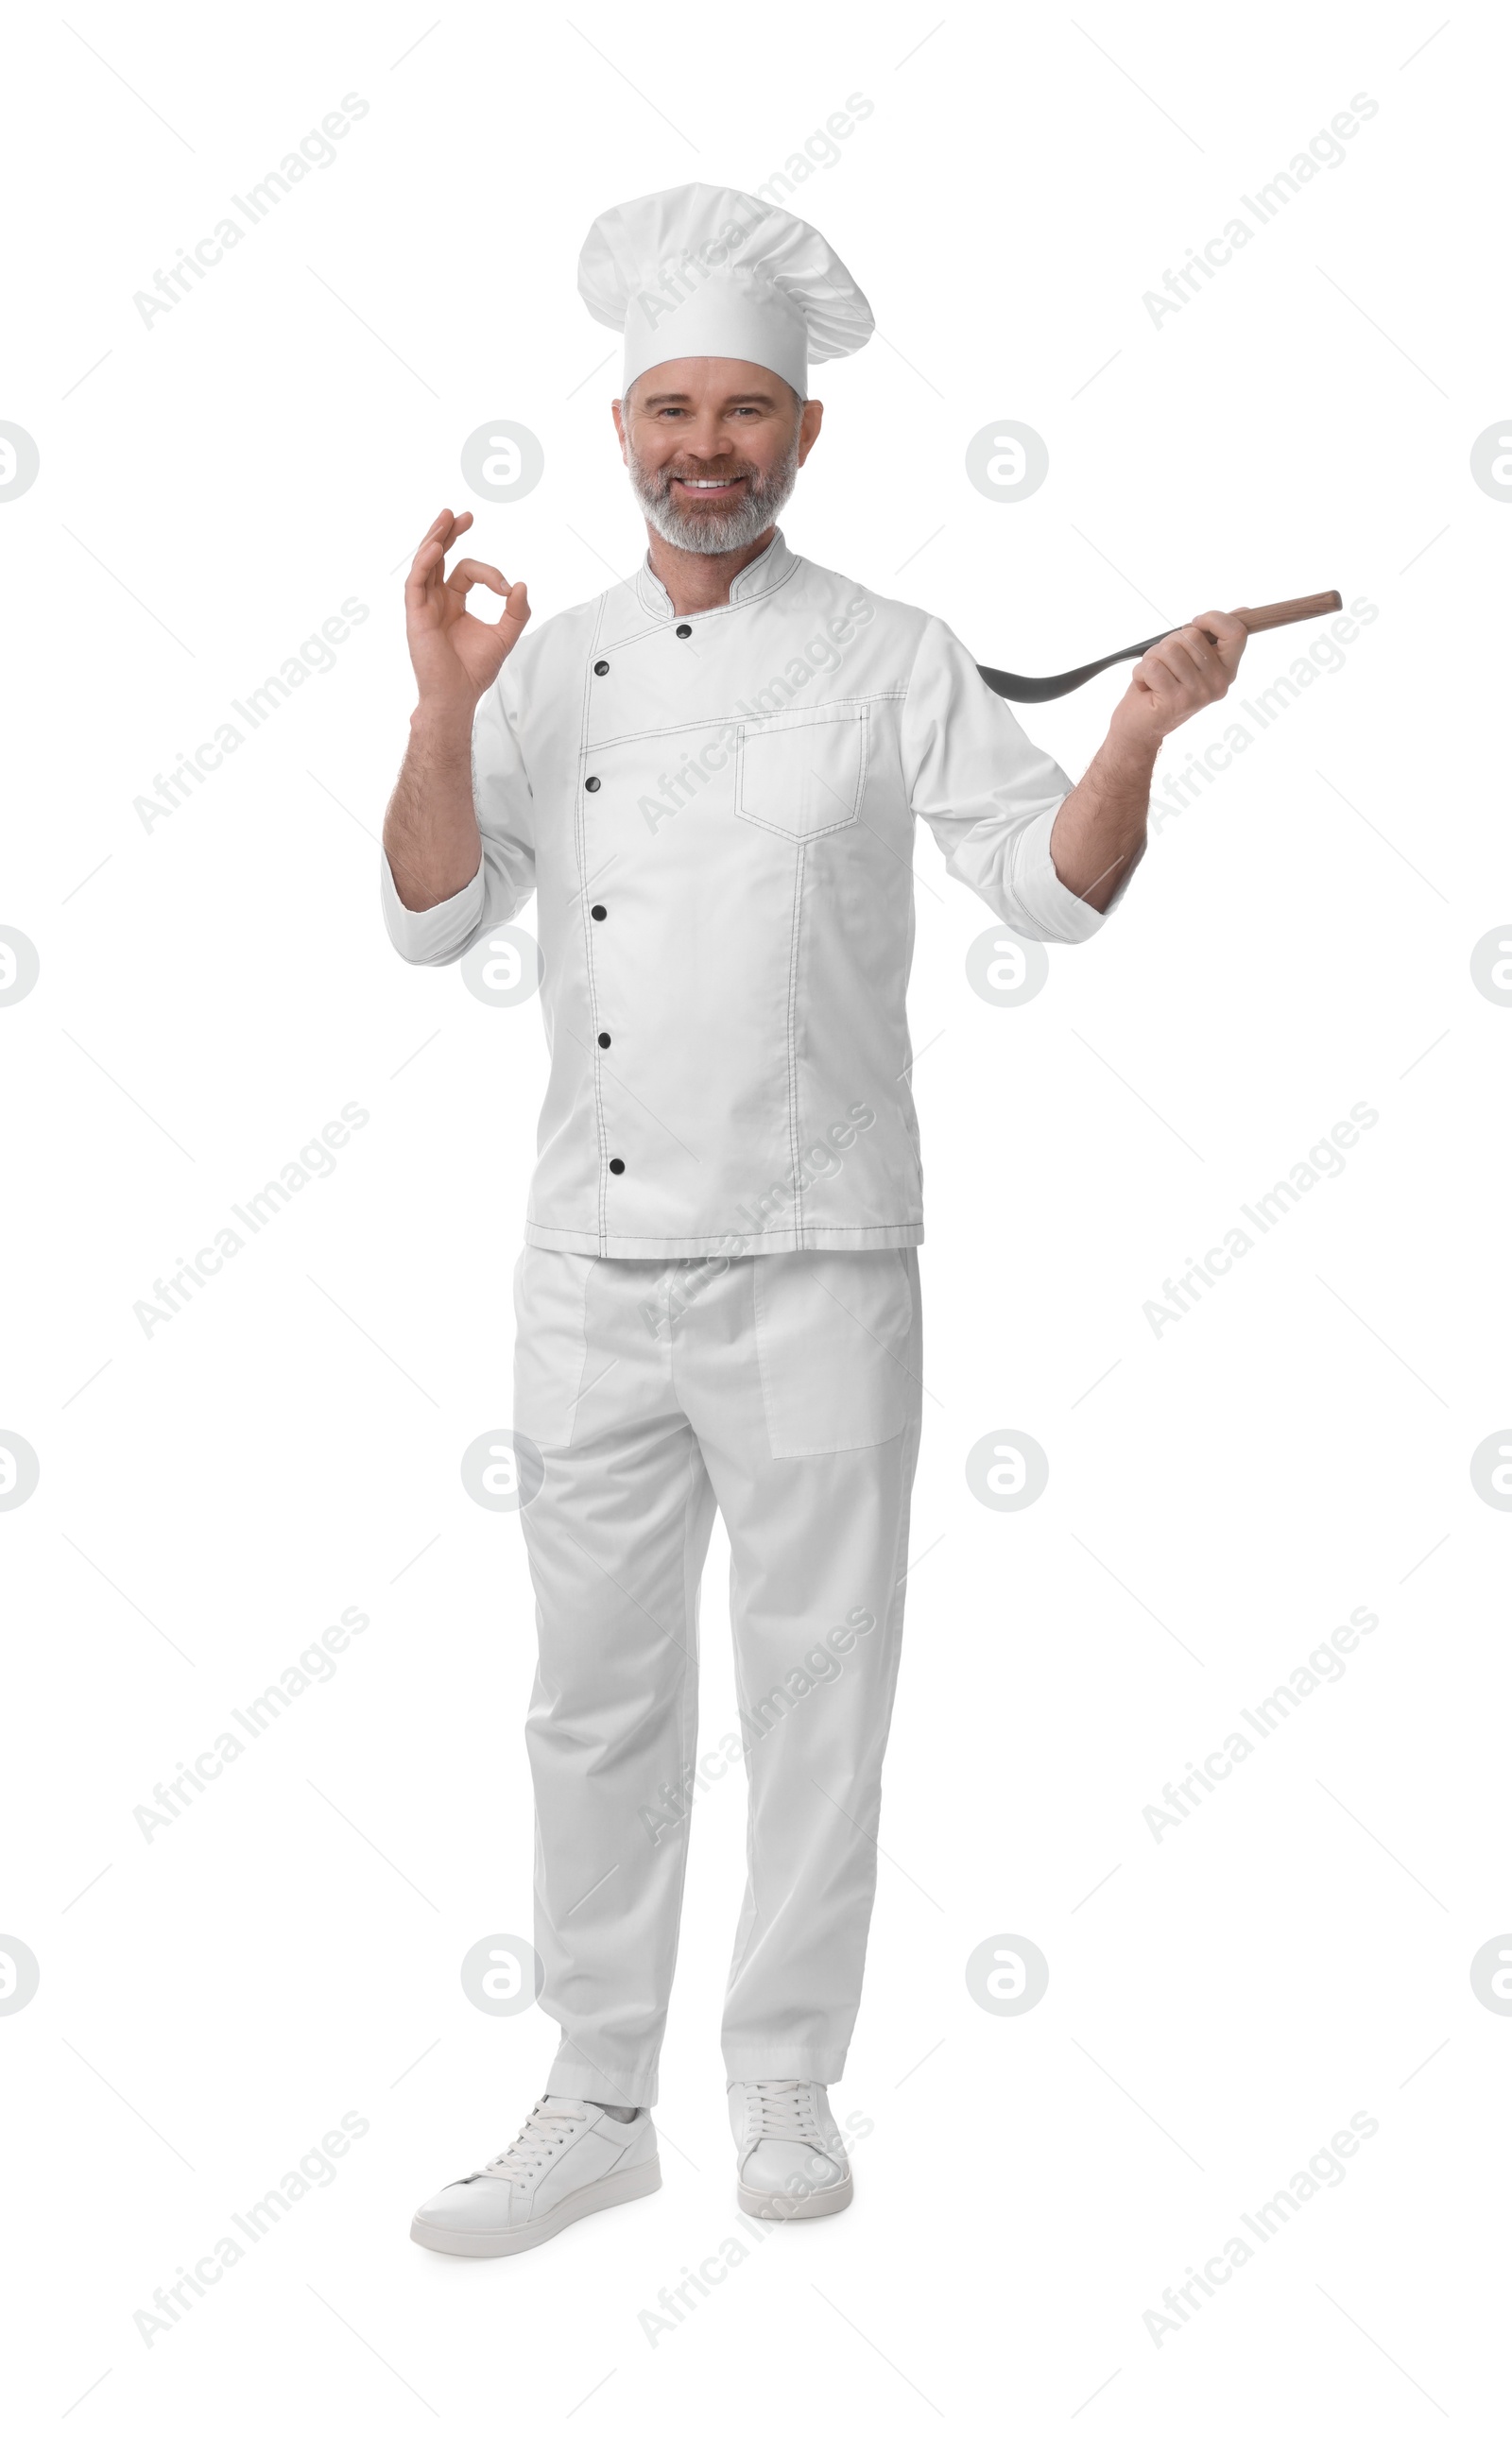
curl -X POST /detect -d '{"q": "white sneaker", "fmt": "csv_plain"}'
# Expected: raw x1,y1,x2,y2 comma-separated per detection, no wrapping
729,2079,853,2220
410,2094,660,2257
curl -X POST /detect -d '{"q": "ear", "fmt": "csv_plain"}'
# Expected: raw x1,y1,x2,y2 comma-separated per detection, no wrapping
610,396,627,459
797,398,824,467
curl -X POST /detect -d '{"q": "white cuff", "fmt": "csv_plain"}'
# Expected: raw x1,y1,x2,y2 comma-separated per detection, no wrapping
380,850,486,966
1012,799,1120,943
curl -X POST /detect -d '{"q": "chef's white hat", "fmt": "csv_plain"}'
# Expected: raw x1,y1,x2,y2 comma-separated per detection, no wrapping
577,181,873,402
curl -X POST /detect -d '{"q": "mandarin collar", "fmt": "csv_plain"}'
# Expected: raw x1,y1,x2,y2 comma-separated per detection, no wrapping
633,526,797,620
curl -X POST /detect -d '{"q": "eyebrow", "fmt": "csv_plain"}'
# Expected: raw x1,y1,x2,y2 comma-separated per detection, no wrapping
636,389,780,407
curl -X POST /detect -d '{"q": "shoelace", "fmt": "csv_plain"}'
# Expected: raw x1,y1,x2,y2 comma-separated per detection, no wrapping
746,2080,822,2142
479,2098,587,2182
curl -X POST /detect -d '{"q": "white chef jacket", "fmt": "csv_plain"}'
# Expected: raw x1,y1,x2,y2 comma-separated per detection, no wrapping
382,527,1118,1258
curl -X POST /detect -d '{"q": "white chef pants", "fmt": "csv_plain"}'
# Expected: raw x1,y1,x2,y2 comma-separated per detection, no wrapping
510,1243,923,2106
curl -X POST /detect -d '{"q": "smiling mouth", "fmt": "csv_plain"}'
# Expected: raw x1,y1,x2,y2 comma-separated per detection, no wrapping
669,474,747,498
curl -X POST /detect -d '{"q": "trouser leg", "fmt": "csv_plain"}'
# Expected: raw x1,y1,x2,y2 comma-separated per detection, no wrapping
717,1423,920,2082
512,1250,715,2108
673,1249,924,2085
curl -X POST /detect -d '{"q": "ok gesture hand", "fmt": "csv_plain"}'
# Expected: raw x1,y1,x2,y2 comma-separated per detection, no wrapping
404,506,531,721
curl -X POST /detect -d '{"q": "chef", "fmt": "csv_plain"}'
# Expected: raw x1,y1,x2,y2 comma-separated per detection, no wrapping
385,182,1246,2258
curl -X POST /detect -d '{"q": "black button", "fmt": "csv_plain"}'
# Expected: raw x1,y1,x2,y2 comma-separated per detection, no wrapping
593,660,609,675
596,1031,610,1048
591,903,607,920
609,1158,625,1175
585,775,601,792
675,622,692,638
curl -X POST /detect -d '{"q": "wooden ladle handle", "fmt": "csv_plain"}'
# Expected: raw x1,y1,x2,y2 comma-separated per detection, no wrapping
1230,590,1343,635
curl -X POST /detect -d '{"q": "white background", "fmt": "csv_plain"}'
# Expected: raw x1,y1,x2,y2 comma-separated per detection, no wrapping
3,0,1506,2428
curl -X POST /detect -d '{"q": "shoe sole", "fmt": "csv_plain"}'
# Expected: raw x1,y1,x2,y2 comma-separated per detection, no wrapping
410,2155,662,2257
736,2172,852,2222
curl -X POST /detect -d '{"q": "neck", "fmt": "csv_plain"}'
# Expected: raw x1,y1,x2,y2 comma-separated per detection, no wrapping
645,524,777,616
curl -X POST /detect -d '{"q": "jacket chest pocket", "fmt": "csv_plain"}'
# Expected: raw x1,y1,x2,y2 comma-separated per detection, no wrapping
734,702,868,841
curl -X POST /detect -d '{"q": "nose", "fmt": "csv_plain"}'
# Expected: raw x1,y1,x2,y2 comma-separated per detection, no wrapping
678,409,736,461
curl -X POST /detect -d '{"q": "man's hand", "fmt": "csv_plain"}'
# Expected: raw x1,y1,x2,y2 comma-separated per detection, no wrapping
405,506,531,724
1108,609,1248,751
384,510,529,915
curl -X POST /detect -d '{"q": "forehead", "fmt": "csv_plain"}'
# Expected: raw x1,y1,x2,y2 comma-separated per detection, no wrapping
628,356,789,408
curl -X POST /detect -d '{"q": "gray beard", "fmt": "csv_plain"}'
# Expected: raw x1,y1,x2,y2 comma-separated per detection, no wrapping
626,425,801,556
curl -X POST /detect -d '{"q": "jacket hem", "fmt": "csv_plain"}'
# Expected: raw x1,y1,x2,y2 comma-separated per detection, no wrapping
524,1219,925,1257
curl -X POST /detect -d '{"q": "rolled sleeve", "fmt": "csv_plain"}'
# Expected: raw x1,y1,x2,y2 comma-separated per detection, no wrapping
380,668,537,967
381,850,489,965
902,614,1112,944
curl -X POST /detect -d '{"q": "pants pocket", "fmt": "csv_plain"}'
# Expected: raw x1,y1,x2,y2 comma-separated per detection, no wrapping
752,1249,917,1458
512,1248,594,1450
